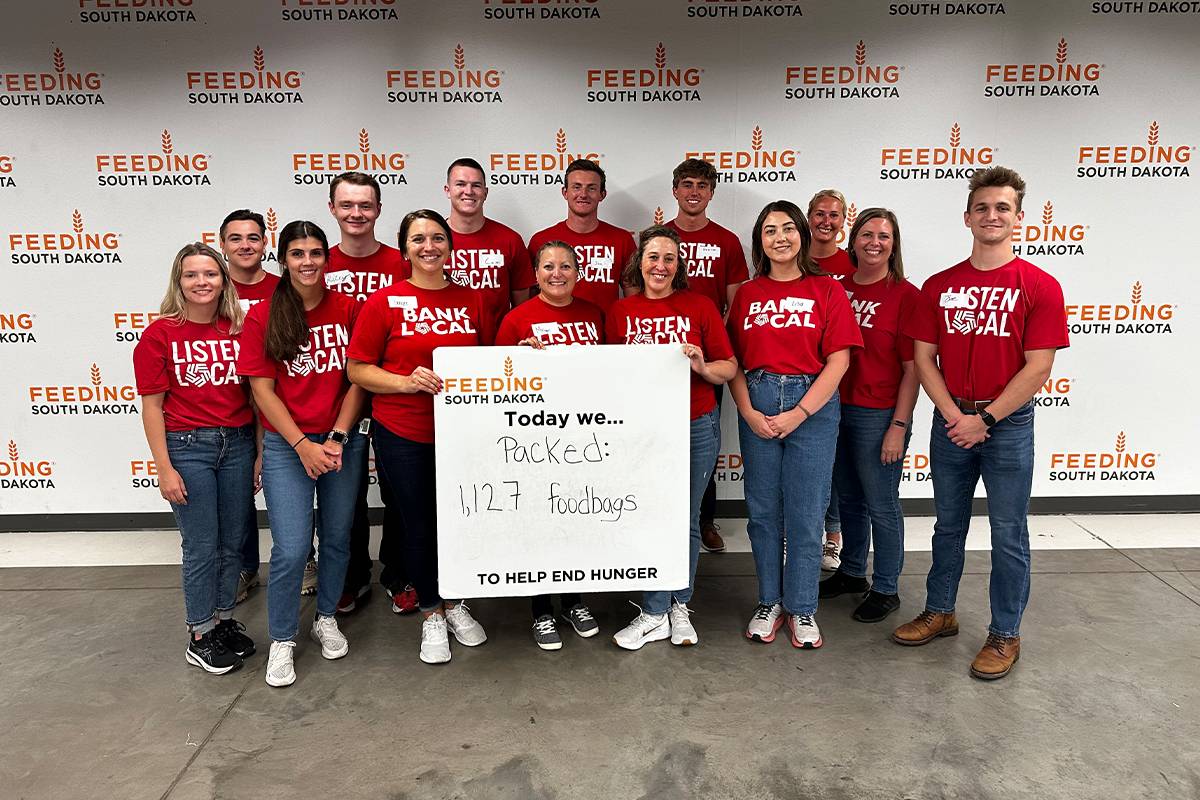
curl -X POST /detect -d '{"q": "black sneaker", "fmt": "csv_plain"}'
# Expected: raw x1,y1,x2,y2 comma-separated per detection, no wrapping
214,619,256,657
853,590,901,623
818,569,870,599
185,631,243,675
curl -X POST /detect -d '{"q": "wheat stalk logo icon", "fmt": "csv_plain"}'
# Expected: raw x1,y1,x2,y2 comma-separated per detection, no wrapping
751,126,763,152
161,130,172,155
1042,202,1053,225
1115,432,1126,453
556,129,566,155
253,46,265,71
454,44,465,70
655,43,667,69
267,209,277,232
8,441,17,462
846,204,857,226
359,128,370,154
73,210,83,234
54,48,65,74
504,357,514,377
91,364,102,386
855,40,866,66
1131,282,1142,304
950,124,961,148
1148,121,1159,146
1056,38,1068,64
653,207,664,225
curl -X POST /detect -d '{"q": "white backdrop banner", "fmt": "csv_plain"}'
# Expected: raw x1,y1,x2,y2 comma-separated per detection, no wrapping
0,1,1197,519
433,345,689,599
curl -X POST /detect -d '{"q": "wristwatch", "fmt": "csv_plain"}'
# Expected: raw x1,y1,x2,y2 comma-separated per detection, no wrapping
327,429,349,445
979,409,997,428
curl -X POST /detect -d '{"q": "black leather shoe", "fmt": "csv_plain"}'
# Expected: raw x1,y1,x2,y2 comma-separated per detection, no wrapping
818,569,870,599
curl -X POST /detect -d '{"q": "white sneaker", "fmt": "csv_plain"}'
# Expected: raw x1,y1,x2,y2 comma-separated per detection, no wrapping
789,613,823,649
301,559,318,595
444,602,487,647
265,640,297,687
668,601,698,646
310,614,348,659
746,603,785,643
420,614,451,664
821,539,842,571
612,604,670,651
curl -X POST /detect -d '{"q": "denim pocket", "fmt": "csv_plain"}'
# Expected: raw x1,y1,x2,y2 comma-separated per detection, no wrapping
166,433,193,451
745,368,764,389
1004,403,1035,427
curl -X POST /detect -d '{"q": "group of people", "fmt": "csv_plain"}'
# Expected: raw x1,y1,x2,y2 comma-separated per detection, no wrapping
133,156,1068,687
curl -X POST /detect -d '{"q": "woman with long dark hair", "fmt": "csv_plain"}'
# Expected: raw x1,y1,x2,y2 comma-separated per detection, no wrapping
347,209,495,665
134,242,257,675
605,225,737,650
819,209,920,623
727,201,862,649
238,220,368,687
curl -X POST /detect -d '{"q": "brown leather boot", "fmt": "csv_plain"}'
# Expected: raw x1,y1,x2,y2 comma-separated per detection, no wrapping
700,521,725,553
970,633,1020,680
891,610,959,646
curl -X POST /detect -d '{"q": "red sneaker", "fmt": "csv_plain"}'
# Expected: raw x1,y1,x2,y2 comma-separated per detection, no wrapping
390,584,419,615
336,584,371,614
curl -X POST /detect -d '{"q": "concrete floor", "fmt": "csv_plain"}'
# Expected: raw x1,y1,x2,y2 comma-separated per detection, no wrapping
2,547,1198,800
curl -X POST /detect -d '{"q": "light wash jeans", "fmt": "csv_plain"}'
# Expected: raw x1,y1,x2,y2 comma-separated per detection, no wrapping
739,370,840,616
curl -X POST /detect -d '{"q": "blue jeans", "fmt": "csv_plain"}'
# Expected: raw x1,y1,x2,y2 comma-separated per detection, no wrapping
833,404,910,595
739,370,840,616
925,401,1035,638
261,428,368,641
165,425,256,634
642,407,721,616
239,498,260,573
824,482,841,534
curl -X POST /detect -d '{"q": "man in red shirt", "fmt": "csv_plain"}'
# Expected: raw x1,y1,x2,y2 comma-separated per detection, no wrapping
526,159,635,315
219,209,279,603
893,166,1069,680
665,158,749,553
324,172,414,615
443,157,536,321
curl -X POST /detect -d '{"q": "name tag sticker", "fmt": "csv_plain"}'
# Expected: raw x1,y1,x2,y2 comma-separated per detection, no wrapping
940,292,969,309
482,253,504,268
590,256,613,271
781,297,815,312
388,295,418,309
697,244,721,259
325,272,354,288
844,290,854,300
238,298,253,312
531,322,561,337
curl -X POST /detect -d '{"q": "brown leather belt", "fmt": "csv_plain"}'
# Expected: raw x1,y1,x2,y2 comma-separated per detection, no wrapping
956,398,994,412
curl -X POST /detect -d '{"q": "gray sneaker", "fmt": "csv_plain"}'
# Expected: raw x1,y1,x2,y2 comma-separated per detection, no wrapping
300,559,318,596
236,570,259,604
532,615,562,651
562,604,599,638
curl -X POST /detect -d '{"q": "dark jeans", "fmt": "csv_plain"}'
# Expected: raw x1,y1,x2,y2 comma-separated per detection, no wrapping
344,439,410,593
532,593,584,618
372,423,444,611
698,383,724,524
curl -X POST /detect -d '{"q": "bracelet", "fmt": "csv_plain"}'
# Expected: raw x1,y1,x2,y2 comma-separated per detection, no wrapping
796,403,812,420
892,419,910,430
290,436,305,450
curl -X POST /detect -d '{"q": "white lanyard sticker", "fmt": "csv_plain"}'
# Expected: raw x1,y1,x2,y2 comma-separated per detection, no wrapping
781,296,815,312
388,295,418,309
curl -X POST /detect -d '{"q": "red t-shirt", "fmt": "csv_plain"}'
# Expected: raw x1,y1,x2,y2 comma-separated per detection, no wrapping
348,282,495,444
907,257,1069,402
233,272,280,313
605,291,734,420
237,291,361,434
133,317,253,431
665,219,750,316
442,218,535,324
325,243,411,302
495,295,604,347
815,248,856,281
727,275,863,375
838,275,920,409
527,220,636,314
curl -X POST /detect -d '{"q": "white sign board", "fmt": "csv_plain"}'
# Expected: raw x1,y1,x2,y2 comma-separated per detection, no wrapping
434,345,689,599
